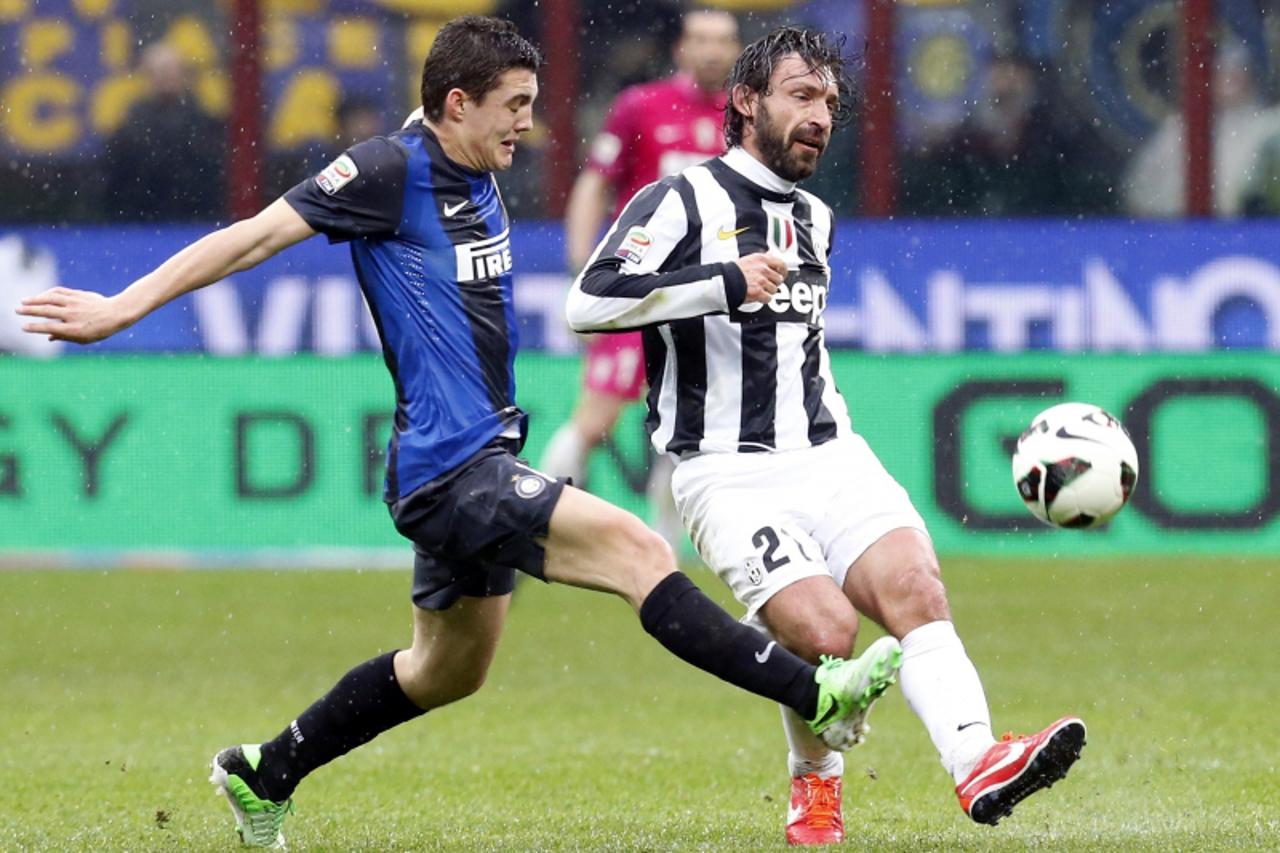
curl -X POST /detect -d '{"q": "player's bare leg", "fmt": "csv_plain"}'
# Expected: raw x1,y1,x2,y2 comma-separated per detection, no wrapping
842,528,1085,824
540,486,895,745
394,594,510,708
211,597,509,847
758,577,875,845
540,485,672,606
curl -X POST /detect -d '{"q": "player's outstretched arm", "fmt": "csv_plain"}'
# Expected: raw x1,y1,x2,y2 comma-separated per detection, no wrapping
16,198,316,344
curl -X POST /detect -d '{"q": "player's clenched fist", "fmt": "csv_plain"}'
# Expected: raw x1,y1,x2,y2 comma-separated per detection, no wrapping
16,287,132,344
734,252,789,304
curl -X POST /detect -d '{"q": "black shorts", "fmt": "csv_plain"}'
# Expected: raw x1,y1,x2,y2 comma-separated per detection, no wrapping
389,439,565,611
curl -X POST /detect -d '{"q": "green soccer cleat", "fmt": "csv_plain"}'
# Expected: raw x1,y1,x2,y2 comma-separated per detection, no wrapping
807,635,903,750
209,745,293,849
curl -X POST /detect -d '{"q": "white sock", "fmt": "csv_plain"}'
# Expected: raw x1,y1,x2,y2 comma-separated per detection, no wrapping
782,705,844,778
899,620,996,784
539,423,587,485
740,612,845,783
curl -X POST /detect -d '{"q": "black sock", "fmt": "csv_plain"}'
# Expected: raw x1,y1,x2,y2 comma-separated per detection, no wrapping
639,573,818,719
257,651,425,801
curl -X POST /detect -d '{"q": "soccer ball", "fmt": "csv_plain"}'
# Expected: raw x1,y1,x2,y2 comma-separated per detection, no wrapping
1011,402,1139,529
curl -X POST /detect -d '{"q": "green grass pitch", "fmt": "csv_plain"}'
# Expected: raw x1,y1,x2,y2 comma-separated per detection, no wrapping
2,557,1278,851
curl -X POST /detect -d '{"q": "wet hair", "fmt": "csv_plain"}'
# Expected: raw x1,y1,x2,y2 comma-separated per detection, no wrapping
723,26,856,148
420,16,544,122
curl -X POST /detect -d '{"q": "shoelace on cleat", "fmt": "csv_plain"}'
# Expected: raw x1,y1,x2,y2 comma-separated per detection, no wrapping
241,799,293,845
797,775,840,829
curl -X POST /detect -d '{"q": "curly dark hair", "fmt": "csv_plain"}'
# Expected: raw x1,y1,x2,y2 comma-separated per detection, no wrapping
420,16,544,122
723,27,857,148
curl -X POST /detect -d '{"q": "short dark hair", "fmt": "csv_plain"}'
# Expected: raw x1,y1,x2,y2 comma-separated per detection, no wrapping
419,16,544,122
723,27,856,148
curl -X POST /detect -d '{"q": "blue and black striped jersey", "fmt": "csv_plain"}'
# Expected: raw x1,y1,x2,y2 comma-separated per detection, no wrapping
286,122,522,501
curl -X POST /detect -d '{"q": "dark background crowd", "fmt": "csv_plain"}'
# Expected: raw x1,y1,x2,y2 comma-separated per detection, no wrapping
3,0,1280,224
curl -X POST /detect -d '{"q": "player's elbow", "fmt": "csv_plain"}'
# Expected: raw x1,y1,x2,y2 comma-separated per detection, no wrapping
566,313,599,334
565,288,607,333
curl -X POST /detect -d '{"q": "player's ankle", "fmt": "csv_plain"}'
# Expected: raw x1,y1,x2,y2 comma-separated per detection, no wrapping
789,751,843,779
948,734,996,785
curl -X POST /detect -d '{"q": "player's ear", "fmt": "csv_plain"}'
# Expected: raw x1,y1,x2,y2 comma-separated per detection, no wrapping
731,84,754,122
443,88,468,122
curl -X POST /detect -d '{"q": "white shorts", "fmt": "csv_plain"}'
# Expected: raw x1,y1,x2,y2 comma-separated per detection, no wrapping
671,435,929,623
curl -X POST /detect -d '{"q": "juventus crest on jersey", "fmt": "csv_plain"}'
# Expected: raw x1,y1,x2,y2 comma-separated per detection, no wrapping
567,146,854,457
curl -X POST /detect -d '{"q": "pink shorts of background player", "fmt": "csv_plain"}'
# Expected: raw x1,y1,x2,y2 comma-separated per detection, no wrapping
583,332,646,400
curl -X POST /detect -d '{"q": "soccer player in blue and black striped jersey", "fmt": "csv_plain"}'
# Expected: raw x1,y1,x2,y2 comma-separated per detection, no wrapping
17,16,904,846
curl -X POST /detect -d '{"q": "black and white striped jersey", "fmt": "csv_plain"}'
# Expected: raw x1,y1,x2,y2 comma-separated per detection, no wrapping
566,146,853,456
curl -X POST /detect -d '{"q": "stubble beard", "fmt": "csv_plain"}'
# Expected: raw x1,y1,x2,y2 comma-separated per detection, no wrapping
754,102,822,182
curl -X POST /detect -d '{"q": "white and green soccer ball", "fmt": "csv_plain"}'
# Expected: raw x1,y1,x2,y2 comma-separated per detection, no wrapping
1011,402,1139,529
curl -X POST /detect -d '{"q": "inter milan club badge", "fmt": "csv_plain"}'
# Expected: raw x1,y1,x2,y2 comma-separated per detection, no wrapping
767,213,794,253
514,474,547,499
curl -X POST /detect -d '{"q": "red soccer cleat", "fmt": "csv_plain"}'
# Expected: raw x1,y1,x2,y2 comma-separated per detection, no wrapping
786,773,844,845
956,716,1087,826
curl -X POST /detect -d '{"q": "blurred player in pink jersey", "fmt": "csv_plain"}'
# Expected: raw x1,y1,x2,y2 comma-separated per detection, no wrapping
541,8,740,548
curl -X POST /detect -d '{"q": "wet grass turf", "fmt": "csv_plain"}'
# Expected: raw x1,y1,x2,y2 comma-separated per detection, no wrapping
1,557,1278,850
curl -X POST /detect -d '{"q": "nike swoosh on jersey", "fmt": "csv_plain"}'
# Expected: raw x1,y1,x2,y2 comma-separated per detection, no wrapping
755,640,777,663
443,200,469,217
957,742,1027,796
717,226,750,240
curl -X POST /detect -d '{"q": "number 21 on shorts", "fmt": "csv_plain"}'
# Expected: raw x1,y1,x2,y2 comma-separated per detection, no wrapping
745,525,815,585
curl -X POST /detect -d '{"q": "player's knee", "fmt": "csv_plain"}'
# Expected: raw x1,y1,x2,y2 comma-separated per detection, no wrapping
598,513,677,608
636,528,677,584
898,558,949,622
603,513,676,580
778,606,858,661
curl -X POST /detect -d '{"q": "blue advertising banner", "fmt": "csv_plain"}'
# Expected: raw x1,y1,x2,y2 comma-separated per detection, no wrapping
2,219,1279,356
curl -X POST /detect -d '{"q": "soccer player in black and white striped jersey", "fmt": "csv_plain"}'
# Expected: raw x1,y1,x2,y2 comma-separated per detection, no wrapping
568,27,1086,844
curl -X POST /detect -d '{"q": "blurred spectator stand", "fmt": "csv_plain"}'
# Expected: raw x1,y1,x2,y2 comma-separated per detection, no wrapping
1125,42,1280,218
104,42,227,222
900,52,1117,216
